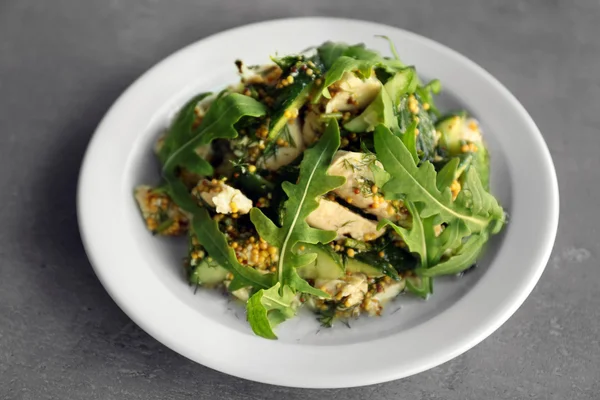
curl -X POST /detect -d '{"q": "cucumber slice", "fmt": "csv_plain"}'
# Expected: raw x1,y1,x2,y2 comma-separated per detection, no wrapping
346,258,385,278
189,259,228,286
297,243,345,280
436,113,490,189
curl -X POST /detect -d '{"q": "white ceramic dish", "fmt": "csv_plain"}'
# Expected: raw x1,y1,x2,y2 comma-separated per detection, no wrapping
77,17,559,388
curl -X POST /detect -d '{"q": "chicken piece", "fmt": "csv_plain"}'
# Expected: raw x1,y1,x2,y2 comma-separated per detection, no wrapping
325,71,381,114
258,119,305,171
306,199,384,241
327,151,397,221
315,273,368,309
302,110,322,146
134,185,188,235
192,179,253,215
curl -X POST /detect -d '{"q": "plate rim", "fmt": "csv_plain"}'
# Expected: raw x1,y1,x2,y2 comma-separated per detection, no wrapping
77,16,559,388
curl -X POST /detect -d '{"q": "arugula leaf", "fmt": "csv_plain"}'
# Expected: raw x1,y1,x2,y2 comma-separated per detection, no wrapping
250,120,346,296
320,56,376,99
456,168,505,233
376,35,402,62
417,234,486,277
436,158,460,191
400,119,419,164
157,92,212,165
378,202,429,268
344,87,399,134
379,201,471,269
190,208,273,291
383,68,418,104
416,79,442,117
161,93,269,290
374,125,500,233
369,162,391,188
162,93,267,177
317,42,350,69
246,283,297,339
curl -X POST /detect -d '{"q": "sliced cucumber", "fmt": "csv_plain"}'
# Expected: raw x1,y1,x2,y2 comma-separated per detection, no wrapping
436,113,490,189
189,259,228,286
297,243,345,280
346,258,385,278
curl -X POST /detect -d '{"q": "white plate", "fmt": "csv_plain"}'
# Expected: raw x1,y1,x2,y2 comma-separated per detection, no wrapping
77,18,559,388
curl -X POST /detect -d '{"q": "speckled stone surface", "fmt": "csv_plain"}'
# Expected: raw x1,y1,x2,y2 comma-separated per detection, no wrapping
1,1,598,398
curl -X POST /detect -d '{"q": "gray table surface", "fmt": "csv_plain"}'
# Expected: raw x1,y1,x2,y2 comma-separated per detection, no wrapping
1,1,598,399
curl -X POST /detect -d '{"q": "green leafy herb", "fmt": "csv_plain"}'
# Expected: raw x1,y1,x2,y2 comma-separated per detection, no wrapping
191,208,272,291
319,56,376,99
162,93,267,177
344,87,400,134
157,92,212,165
369,162,391,188
378,202,429,268
436,158,460,191
251,120,346,291
247,120,346,338
374,125,503,233
383,68,418,104
376,35,402,63
160,93,270,289
246,283,297,339
317,42,351,69
417,234,486,277
416,79,442,117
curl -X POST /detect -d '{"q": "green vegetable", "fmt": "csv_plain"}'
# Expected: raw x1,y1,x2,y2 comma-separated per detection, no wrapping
161,93,271,289
405,275,432,298
436,113,490,189
315,40,408,103
297,243,345,280
162,93,267,177
343,238,372,252
268,65,316,139
319,55,376,99
246,283,297,339
247,120,346,338
352,252,401,281
231,172,275,200
374,125,504,234
345,258,385,277
417,234,486,277
435,158,460,191
378,202,429,268
415,79,442,117
374,124,503,286
189,258,228,286
344,86,400,134
157,92,212,166
414,100,437,161
369,162,391,188
317,42,352,69
376,35,403,63
190,209,272,291
383,68,418,104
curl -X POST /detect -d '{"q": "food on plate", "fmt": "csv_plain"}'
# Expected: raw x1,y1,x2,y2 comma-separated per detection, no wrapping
135,38,506,339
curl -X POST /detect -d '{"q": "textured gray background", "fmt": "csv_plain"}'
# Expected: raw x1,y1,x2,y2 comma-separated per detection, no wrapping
1,0,598,399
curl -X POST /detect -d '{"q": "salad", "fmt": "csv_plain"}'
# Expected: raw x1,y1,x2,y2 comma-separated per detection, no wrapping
135,39,505,339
